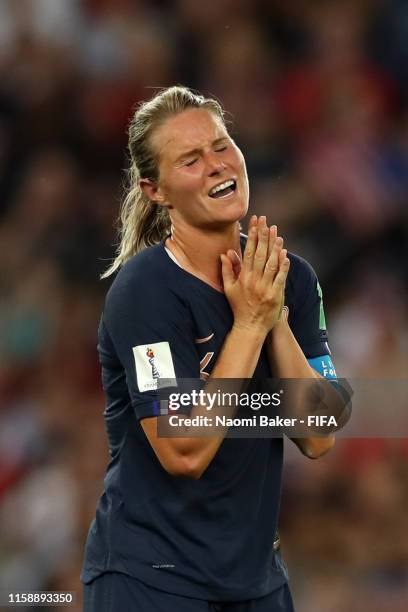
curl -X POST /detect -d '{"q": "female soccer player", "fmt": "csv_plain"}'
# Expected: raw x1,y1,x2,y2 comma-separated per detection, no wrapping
81,86,339,611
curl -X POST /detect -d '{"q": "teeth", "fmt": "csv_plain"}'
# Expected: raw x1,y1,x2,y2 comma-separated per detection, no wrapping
209,179,235,196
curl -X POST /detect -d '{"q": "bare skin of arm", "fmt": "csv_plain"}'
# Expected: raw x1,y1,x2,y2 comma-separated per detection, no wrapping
266,317,336,459
141,219,290,479
244,217,343,459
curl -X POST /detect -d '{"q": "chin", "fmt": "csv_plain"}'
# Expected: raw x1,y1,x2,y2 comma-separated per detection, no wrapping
204,192,248,226
229,196,248,221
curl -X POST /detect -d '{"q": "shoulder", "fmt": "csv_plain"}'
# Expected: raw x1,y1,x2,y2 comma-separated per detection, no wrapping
285,252,323,325
103,244,189,325
286,252,318,295
106,244,172,303
112,244,167,287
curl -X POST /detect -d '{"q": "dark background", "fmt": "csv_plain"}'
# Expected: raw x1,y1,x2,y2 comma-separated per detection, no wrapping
0,1,407,610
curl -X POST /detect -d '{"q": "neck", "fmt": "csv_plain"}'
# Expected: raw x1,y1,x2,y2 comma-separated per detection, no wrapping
166,221,242,292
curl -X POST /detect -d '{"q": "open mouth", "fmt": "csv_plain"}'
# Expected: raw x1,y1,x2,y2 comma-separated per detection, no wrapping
208,179,237,199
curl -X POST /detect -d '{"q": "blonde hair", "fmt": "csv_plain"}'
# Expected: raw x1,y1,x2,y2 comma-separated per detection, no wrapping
102,86,226,278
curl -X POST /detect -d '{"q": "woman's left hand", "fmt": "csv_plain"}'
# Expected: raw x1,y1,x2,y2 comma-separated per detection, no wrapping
227,216,286,283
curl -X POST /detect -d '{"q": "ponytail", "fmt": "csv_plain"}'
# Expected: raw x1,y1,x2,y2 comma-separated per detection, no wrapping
101,165,170,278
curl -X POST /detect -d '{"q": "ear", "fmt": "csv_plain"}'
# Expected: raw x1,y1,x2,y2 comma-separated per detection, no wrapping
139,178,170,208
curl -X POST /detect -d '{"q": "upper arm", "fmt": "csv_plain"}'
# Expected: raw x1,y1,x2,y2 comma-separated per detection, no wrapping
288,255,332,364
103,268,201,473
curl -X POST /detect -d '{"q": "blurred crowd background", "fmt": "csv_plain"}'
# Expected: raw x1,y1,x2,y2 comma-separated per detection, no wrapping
0,0,407,610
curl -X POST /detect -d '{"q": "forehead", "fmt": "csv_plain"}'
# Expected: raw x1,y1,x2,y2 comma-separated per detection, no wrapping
152,108,227,161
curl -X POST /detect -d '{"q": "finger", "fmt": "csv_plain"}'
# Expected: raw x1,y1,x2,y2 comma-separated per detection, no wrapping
257,215,268,242
263,236,283,282
271,254,290,293
247,214,257,234
253,218,269,280
258,215,267,230
227,249,241,279
279,248,287,266
220,254,235,289
268,225,277,259
276,251,288,317
242,225,258,273
280,304,289,321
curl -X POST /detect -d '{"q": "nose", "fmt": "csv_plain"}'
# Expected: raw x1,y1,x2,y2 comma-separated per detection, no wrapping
206,153,226,176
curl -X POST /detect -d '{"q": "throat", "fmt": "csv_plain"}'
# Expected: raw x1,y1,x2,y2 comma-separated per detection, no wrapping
165,239,224,293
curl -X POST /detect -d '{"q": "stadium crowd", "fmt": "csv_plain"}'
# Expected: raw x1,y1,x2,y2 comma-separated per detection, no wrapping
0,1,407,610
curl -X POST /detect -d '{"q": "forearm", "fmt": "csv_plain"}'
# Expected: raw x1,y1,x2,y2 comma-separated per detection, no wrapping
266,318,336,458
144,324,267,478
267,318,318,379
211,323,267,378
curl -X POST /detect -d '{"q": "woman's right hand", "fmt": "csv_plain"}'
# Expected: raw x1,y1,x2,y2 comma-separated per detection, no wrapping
220,217,290,337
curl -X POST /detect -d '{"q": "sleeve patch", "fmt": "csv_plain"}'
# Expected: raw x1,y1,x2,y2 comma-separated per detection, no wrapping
132,341,177,392
317,282,327,330
308,355,337,379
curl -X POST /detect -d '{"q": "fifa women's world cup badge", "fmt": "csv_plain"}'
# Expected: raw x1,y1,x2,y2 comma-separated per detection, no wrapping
133,341,176,392
146,347,160,379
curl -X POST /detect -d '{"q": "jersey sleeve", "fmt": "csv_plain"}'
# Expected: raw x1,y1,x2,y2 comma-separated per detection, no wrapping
102,265,200,420
287,255,332,361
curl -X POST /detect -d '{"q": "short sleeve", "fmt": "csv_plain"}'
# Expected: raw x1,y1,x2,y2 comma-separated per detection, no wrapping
102,267,200,420
287,255,331,359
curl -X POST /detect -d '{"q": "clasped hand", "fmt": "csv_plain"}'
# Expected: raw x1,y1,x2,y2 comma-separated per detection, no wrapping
220,216,290,336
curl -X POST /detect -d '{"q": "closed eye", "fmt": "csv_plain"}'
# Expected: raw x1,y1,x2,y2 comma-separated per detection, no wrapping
215,146,228,152
185,158,198,166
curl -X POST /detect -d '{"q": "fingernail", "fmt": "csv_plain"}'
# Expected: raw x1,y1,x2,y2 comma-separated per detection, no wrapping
276,237,283,245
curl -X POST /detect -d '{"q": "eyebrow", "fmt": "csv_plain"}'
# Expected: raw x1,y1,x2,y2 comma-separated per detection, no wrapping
174,137,229,164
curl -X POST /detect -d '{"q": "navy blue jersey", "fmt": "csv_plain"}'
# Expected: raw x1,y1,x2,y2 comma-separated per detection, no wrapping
81,238,333,600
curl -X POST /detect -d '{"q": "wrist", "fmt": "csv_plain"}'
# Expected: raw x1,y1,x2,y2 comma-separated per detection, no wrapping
268,317,290,348
269,304,290,332
271,317,289,332
231,322,269,343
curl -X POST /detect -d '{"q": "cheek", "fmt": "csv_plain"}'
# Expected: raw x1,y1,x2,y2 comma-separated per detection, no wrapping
230,145,247,172
164,171,203,203
181,165,207,191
